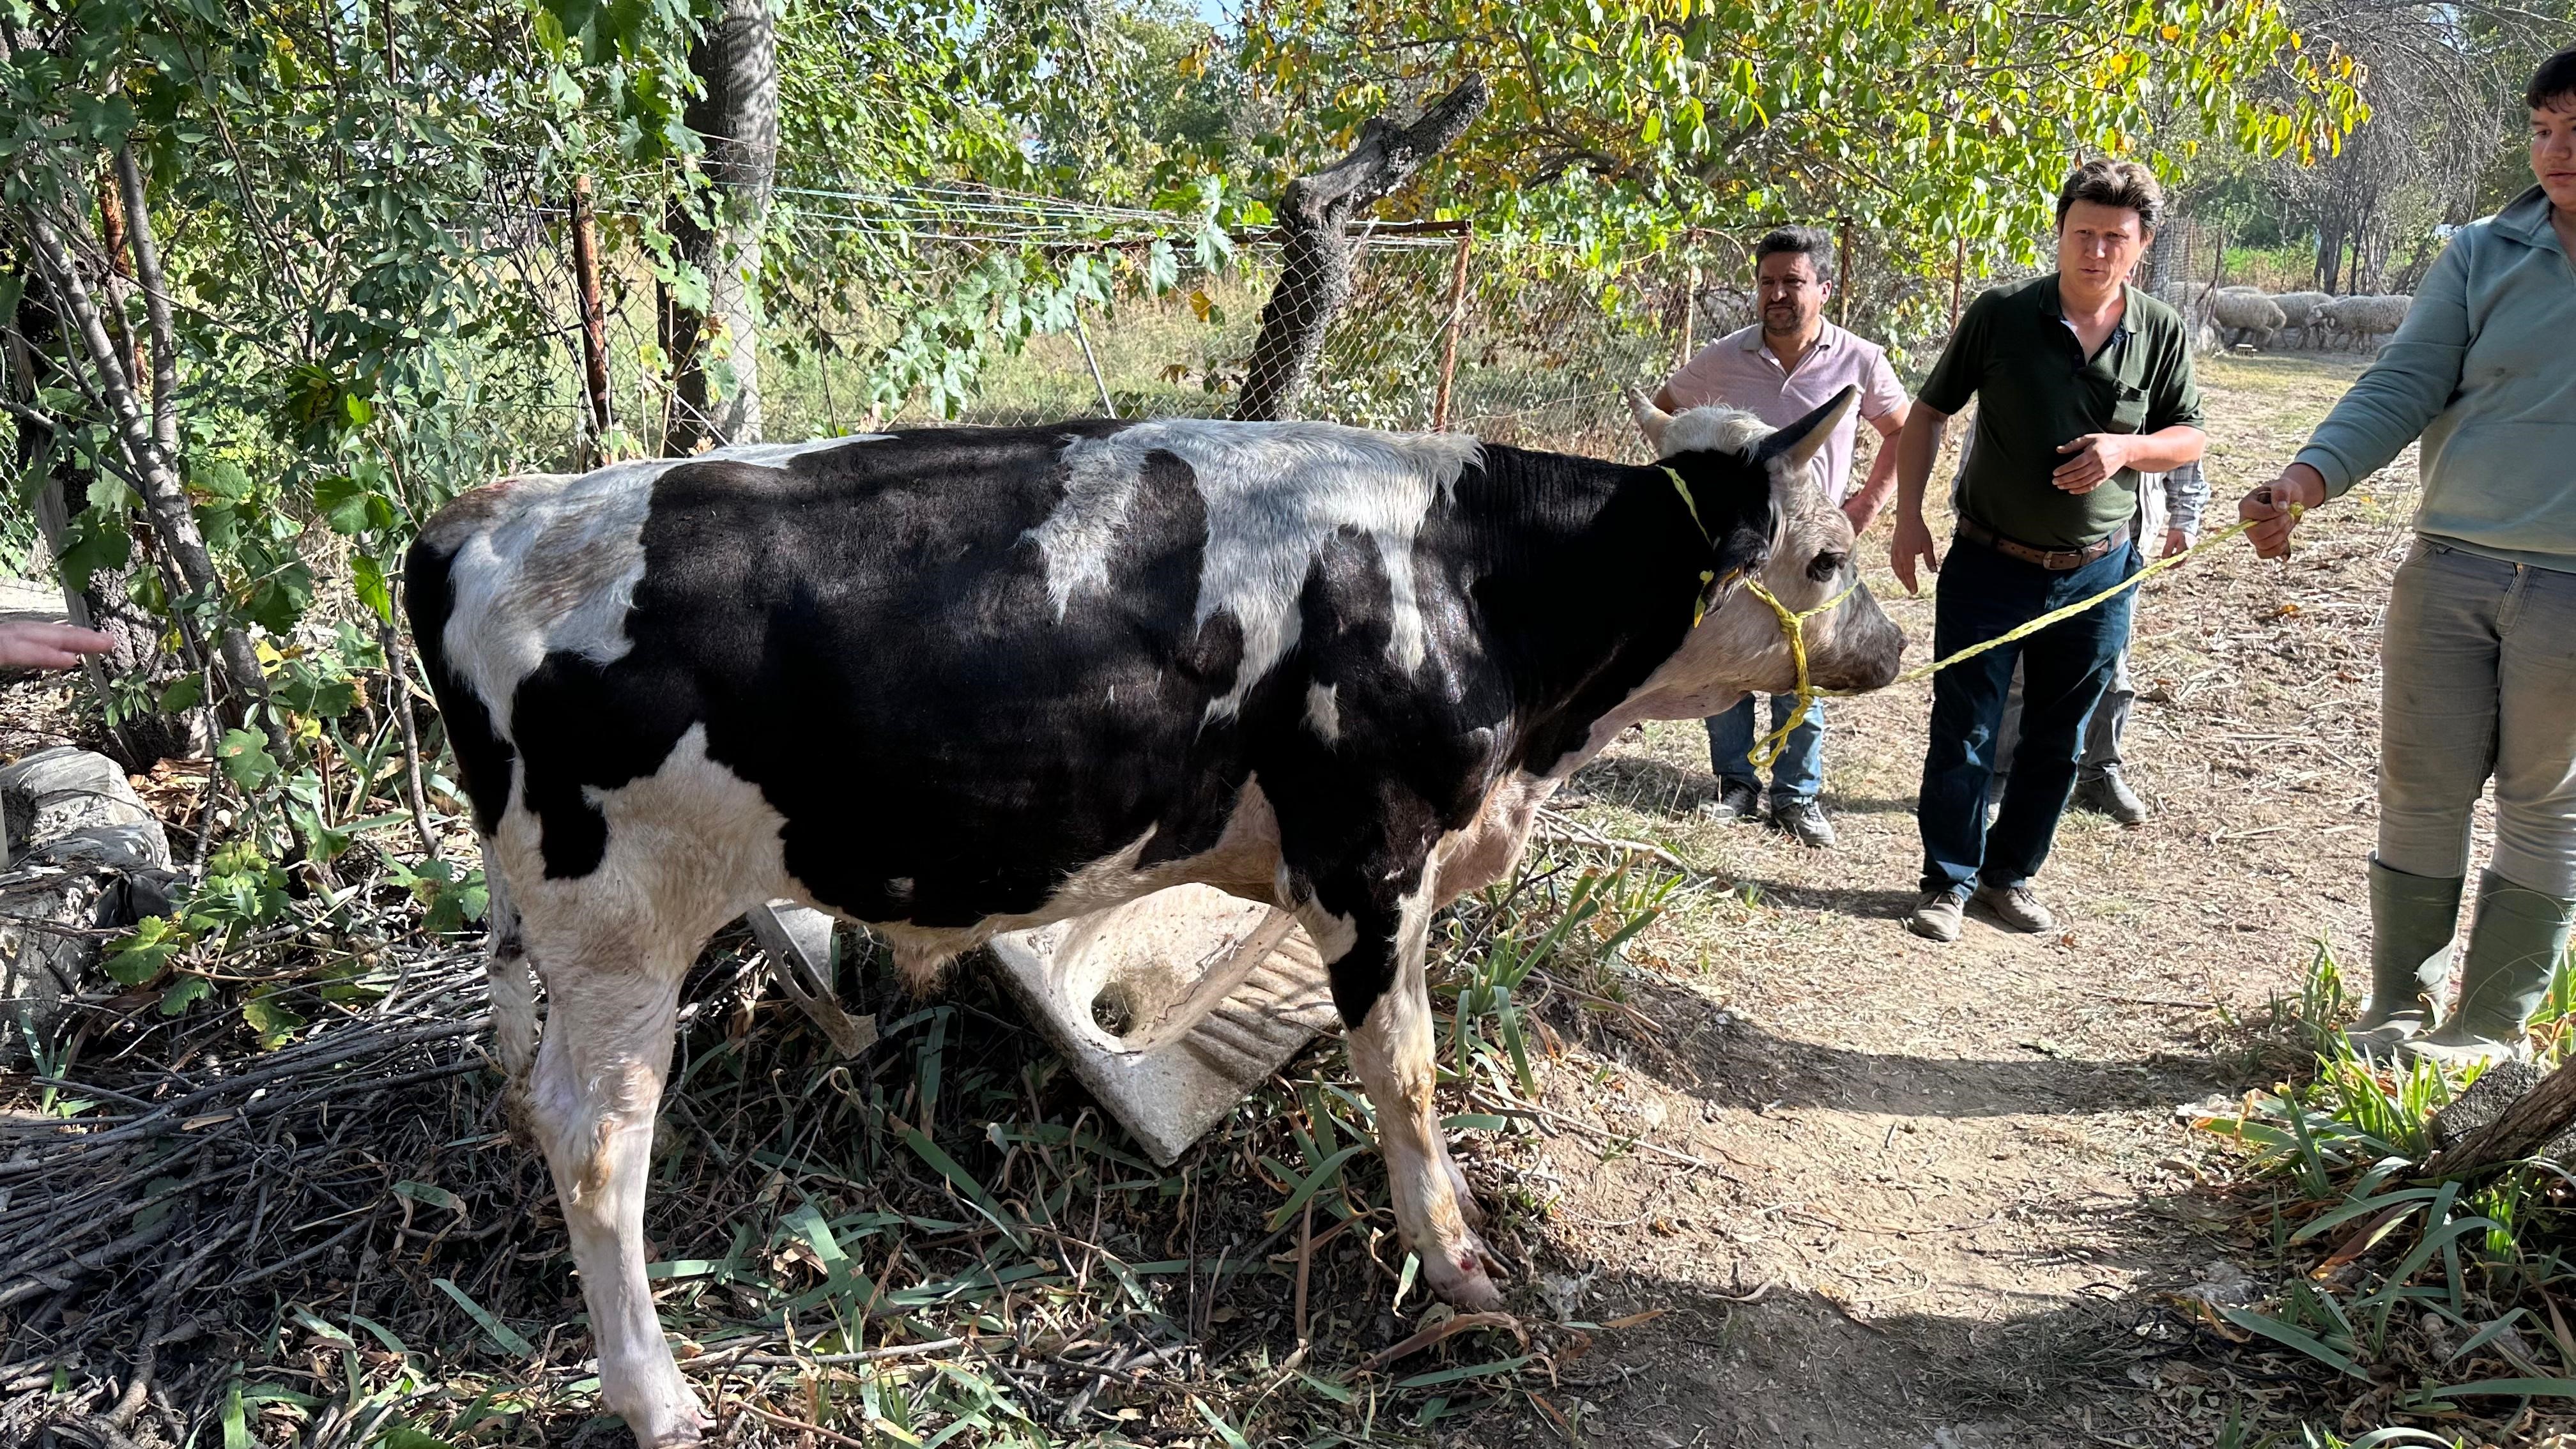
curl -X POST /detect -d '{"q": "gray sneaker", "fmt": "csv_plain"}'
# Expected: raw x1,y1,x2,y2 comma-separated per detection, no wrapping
1701,778,1762,822
2073,769,2148,825
1972,882,2057,933
1771,797,1836,848
1906,889,1966,942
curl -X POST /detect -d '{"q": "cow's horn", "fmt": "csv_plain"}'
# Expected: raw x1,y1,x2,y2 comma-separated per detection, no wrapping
1625,387,1673,452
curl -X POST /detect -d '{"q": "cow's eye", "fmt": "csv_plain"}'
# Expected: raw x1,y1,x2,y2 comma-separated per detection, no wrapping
1807,549,1846,581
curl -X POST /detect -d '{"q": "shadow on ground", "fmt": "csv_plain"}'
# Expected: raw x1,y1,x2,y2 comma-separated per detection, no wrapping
1551,967,2230,1120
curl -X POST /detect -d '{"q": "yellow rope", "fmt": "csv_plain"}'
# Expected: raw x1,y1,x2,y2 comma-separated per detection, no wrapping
1734,505,2301,771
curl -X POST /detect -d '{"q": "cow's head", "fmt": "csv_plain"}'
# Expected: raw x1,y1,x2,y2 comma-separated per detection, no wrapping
1622,385,1906,714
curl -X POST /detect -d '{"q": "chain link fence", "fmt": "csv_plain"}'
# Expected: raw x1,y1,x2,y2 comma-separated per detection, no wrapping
464,184,2078,473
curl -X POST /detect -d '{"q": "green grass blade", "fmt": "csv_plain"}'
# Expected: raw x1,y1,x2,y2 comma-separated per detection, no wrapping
2219,1306,2369,1379
431,1278,537,1360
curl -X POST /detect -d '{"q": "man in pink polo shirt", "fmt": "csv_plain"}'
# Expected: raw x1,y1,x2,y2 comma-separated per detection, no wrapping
1654,226,1912,847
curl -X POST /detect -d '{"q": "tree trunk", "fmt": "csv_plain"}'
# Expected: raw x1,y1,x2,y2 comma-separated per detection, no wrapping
1234,77,1488,424
3,246,210,769
20,191,270,742
662,0,778,453
2423,1057,2576,1181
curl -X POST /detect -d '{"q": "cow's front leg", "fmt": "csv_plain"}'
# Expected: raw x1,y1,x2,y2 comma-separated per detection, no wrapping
1314,885,1504,1312
521,942,706,1447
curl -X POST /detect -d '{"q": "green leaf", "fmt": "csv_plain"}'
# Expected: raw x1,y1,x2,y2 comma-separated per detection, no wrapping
244,563,314,634
54,515,130,594
1395,1353,1535,1390
242,990,307,1050
431,1278,538,1359
353,555,393,624
158,675,204,714
312,473,376,535
215,729,279,791
2219,1305,2368,1379
221,1381,250,1449
1191,1399,1252,1449
2426,1377,2576,1399
158,976,213,1017
105,916,188,986
1266,1144,1368,1231
392,1180,464,1216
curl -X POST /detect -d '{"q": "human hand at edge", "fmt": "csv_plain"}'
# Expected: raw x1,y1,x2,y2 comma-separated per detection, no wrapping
0,620,114,670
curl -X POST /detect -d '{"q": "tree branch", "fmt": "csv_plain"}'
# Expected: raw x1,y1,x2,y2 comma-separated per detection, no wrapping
113,146,180,471
1234,75,1488,422
20,203,269,731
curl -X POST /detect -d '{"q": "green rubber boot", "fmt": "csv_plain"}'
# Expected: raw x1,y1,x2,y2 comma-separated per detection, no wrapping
2404,871,2576,1070
2342,857,2463,1054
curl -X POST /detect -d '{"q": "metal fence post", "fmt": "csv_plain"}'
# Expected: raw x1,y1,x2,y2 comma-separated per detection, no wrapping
1430,227,1473,432
571,175,613,467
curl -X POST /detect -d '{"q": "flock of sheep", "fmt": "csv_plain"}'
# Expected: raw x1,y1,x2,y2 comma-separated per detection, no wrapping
2162,281,2414,353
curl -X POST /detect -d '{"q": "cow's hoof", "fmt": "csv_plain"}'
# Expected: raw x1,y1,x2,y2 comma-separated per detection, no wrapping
1423,1236,1506,1312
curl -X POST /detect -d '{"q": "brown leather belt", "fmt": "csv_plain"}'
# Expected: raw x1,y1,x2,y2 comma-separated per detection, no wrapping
1955,516,2129,571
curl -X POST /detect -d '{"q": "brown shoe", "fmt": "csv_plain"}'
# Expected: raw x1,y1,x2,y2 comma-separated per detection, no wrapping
1972,882,2057,933
1906,889,1966,942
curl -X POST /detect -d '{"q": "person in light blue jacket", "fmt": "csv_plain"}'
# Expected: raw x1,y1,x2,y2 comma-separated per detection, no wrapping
2239,46,2576,1066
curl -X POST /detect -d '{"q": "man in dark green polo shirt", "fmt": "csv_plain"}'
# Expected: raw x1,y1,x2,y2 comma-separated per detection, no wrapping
1887,159,2210,942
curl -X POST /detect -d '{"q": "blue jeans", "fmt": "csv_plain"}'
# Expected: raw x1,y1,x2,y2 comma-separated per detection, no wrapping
1706,694,1824,804
1917,535,2140,895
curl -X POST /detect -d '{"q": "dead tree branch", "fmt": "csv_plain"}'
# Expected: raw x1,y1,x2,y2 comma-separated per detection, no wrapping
1234,75,1487,423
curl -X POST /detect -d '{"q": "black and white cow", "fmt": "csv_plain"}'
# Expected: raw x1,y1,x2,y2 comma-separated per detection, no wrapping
405,390,1901,1445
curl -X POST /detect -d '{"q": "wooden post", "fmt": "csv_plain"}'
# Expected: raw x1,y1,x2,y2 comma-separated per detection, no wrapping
1949,233,1966,332
1431,227,1474,432
571,175,613,467
1836,217,1853,327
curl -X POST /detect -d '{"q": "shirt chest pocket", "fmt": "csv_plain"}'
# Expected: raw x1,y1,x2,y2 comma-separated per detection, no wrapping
2106,384,2150,434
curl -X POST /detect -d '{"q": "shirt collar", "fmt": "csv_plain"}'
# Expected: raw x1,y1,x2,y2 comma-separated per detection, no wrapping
2494,185,2559,251
1744,321,1841,359
2041,275,2135,344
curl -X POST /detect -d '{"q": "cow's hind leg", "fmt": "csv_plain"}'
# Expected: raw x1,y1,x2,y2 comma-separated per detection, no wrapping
520,924,705,1446
1312,883,1504,1312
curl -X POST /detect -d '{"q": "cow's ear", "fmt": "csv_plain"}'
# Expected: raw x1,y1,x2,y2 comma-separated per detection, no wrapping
1686,464,1777,599
1753,384,1857,478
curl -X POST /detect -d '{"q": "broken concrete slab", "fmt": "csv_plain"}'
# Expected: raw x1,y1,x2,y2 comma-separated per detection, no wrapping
746,900,878,1057
988,884,1335,1165
3,747,176,1059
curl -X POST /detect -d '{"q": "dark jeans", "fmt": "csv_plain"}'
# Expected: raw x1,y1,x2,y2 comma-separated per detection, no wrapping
1917,534,2140,895
1705,694,1824,805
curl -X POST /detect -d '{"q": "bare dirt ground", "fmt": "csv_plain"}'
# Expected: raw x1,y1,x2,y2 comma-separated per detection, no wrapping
1464,351,2421,1446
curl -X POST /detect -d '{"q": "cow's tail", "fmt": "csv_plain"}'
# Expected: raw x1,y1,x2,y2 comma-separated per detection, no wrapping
480,838,540,1103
